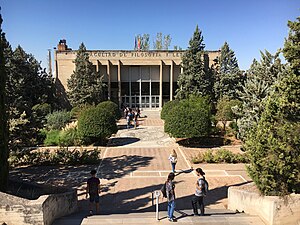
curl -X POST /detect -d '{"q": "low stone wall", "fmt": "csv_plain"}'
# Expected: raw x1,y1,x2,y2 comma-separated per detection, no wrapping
0,189,77,225
228,186,300,225
42,190,77,225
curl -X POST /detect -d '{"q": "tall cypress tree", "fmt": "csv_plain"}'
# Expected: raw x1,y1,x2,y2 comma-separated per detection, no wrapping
283,16,300,76
214,41,242,100
176,25,211,100
67,43,105,107
0,12,9,191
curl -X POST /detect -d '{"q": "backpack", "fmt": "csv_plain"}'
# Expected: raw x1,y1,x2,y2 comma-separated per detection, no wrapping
160,182,167,198
199,177,209,195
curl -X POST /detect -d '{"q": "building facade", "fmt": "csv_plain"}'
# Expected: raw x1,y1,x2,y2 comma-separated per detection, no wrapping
55,40,220,109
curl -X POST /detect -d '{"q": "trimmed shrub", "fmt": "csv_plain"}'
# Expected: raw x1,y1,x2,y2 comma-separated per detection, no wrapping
78,106,117,145
96,100,121,120
70,104,92,119
45,110,72,130
161,99,179,120
164,96,211,138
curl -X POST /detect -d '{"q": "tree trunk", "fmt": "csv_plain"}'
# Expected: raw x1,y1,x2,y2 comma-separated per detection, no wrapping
0,14,9,192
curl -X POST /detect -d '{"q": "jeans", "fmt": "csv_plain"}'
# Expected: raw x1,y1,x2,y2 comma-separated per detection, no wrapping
192,195,204,215
171,163,176,172
168,200,176,218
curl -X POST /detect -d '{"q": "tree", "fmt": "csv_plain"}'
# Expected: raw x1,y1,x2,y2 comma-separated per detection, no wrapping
283,16,300,75
216,97,241,132
246,72,300,196
6,46,56,149
163,34,172,50
214,42,242,100
236,50,287,141
153,32,163,50
67,43,105,107
175,25,212,100
0,12,9,191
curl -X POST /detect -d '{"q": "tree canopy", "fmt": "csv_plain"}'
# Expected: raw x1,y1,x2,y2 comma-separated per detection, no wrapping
67,43,105,107
176,25,212,100
283,16,300,75
214,42,242,100
236,50,287,141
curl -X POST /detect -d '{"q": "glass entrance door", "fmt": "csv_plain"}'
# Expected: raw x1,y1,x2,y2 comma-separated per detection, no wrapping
121,66,160,109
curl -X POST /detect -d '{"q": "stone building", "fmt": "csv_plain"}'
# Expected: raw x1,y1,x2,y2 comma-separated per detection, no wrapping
55,40,220,109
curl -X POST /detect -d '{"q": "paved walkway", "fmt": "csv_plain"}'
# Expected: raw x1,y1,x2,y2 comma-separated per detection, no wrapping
53,110,265,225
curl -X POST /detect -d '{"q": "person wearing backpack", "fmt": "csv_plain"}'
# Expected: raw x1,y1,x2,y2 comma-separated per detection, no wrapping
191,168,208,216
86,169,101,215
163,172,176,222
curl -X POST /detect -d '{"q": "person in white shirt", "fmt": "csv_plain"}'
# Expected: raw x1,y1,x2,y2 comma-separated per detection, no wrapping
168,149,178,173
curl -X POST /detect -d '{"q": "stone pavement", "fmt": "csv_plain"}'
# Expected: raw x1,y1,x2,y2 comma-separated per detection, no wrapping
53,110,265,225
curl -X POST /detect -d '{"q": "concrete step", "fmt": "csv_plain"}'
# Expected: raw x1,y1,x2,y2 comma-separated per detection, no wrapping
53,209,266,225
139,110,161,119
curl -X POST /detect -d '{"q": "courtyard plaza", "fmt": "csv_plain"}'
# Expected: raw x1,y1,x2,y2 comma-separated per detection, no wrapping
10,110,265,224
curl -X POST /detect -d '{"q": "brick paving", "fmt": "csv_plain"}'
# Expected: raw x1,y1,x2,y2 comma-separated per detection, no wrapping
51,111,264,224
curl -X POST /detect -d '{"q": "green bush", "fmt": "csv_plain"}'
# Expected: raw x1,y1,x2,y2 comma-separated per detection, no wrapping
32,103,51,116
59,128,81,146
78,106,118,145
44,130,60,146
161,99,179,120
9,148,101,167
96,100,121,120
203,150,214,163
45,110,72,130
191,149,249,164
164,96,211,138
70,104,92,119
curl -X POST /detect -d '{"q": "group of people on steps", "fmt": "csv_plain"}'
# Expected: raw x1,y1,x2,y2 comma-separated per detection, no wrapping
86,148,208,222
166,149,208,222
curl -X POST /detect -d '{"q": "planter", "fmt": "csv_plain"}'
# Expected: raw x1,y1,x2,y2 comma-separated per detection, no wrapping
0,182,77,225
228,184,300,225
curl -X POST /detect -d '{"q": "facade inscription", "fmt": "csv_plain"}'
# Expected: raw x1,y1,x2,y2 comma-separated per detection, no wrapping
86,51,184,58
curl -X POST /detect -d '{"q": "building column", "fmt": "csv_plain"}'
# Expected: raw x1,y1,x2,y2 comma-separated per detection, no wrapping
159,60,163,108
54,50,58,80
118,60,122,108
96,60,100,72
107,60,111,100
170,60,174,101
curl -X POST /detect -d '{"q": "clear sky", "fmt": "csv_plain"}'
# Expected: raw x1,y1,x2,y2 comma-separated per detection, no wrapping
1,0,299,71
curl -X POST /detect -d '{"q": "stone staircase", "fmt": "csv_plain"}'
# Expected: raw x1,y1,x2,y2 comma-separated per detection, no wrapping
53,209,266,225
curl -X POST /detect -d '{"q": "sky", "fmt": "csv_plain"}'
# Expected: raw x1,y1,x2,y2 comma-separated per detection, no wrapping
1,0,299,71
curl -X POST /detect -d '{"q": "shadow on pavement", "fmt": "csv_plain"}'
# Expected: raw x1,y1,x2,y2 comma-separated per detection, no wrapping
107,137,140,147
94,181,252,216
99,155,153,180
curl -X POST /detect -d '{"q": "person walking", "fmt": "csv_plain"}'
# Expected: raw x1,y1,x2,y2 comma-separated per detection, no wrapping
166,172,176,222
168,149,178,173
86,169,101,215
191,168,207,216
